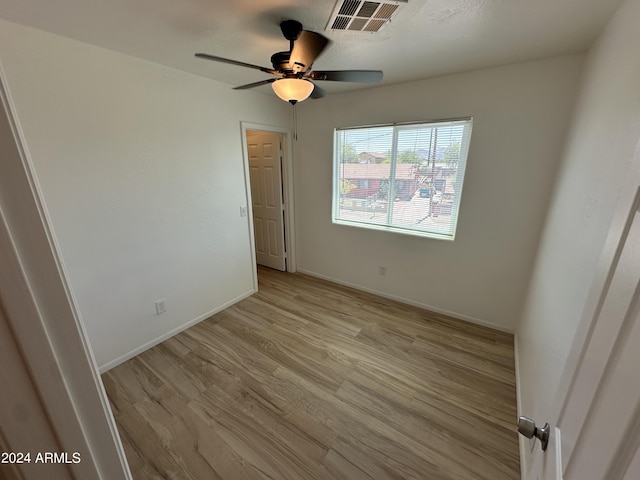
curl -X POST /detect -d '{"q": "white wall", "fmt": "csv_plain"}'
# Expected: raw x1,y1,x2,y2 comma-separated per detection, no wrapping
0,19,290,369
294,55,584,331
1,70,129,478
516,0,640,471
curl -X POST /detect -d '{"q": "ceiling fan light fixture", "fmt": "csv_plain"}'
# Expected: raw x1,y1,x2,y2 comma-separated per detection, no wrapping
272,78,314,104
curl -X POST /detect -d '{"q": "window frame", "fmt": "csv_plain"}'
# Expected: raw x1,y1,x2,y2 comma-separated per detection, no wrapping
331,117,473,241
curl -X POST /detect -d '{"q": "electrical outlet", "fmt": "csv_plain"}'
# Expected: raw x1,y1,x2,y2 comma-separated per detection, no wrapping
155,299,166,315
378,265,387,276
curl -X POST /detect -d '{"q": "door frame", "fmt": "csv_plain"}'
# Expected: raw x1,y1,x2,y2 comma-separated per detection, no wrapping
240,122,296,285
552,139,640,426
522,137,640,479
0,62,130,479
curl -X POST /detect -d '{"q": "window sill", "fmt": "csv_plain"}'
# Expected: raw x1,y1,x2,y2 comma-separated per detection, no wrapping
332,218,456,241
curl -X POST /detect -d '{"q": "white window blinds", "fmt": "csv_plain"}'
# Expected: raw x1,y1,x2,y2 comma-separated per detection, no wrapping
332,118,473,240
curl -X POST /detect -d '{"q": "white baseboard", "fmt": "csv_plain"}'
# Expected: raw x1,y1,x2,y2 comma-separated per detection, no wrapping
296,268,514,334
99,288,256,373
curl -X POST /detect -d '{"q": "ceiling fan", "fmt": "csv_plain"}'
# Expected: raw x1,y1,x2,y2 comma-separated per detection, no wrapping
195,20,383,104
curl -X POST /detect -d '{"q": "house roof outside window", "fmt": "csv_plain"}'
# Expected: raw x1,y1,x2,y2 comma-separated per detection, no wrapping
358,152,387,163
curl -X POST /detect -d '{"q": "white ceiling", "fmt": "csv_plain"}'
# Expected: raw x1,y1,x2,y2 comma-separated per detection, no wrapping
0,0,624,95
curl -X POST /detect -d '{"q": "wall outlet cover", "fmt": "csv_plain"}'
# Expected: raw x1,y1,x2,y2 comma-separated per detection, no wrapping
155,299,166,315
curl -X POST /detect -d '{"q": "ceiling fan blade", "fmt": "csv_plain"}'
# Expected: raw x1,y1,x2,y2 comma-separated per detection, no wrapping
195,53,277,75
288,31,330,74
310,83,327,99
307,70,383,83
233,79,277,90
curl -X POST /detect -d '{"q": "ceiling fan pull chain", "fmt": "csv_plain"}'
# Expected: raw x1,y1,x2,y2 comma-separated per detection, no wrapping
293,103,298,141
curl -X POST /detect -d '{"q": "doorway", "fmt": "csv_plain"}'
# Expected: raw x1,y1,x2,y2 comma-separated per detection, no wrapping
241,123,295,276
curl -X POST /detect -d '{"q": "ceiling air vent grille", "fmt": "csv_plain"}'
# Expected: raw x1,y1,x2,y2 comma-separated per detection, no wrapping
358,2,380,17
375,3,400,19
364,19,387,32
339,0,361,16
332,16,351,30
348,18,369,30
326,0,407,33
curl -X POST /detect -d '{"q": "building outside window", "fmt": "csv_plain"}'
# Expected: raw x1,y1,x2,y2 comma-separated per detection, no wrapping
333,118,473,240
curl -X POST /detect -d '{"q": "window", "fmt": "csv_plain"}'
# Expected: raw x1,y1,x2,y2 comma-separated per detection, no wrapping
332,118,473,240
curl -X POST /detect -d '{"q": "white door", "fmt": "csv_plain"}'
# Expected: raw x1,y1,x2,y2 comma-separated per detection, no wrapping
527,163,640,478
247,131,286,271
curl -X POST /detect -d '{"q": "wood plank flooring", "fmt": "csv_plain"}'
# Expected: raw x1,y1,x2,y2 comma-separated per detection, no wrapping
103,267,520,479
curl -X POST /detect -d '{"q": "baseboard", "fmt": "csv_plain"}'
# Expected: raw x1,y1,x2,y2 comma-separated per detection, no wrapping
99,288,256,373
296,269,514,334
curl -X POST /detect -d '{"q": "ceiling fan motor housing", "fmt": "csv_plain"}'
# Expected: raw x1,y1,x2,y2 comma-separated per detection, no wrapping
271,51,294,73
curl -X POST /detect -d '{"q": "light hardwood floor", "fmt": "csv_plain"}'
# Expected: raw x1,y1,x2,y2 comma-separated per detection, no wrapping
103,267,520,479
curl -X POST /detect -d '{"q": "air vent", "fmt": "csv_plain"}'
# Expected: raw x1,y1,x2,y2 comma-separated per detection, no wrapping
339,0,361,16
326,0,407,33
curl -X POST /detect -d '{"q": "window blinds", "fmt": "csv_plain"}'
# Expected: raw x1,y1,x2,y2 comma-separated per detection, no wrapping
332,118,473,240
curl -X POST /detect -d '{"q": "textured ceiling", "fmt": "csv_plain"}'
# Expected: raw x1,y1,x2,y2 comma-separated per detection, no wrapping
0,0,624,95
